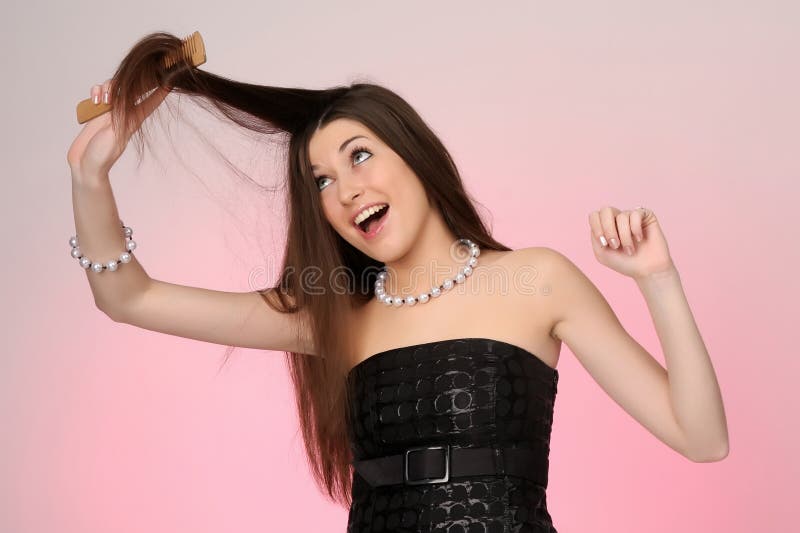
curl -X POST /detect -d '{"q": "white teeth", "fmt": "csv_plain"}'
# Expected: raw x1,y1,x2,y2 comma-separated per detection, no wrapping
354,204,388,225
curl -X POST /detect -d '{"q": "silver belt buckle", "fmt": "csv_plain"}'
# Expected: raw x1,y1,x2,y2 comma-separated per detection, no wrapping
404,445,450,485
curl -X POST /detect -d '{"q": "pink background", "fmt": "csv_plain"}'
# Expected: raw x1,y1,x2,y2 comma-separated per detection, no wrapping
3,1,798,531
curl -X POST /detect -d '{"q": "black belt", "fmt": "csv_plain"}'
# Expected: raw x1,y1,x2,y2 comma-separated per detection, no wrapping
352,445,548,487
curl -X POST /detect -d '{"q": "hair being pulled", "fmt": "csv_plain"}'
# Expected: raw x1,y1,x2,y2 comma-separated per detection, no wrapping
104,30,511,507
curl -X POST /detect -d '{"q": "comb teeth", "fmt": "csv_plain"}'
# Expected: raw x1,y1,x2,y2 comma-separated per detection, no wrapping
76,30,207,124
162,31,206,70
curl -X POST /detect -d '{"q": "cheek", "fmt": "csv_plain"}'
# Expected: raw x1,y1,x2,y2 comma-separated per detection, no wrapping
395,171,428,206
321,200,347,230
321,203,335,225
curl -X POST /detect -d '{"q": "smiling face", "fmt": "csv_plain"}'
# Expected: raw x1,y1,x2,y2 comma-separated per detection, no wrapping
308,117,433,261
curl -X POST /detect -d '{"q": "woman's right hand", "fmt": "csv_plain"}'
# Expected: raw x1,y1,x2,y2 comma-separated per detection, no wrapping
67,78,171,181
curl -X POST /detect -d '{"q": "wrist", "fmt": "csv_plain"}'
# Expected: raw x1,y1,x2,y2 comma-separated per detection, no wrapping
71,170,110,188
634,263,680,287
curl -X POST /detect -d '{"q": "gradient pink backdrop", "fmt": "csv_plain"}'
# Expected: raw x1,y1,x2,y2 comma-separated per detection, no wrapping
2,1,798,532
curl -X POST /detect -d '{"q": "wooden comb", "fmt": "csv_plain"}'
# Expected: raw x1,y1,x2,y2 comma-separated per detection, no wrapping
76,30,207,124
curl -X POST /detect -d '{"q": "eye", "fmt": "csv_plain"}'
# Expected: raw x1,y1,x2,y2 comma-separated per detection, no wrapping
315,146,372,191
350,145,372,165
315,176,332,191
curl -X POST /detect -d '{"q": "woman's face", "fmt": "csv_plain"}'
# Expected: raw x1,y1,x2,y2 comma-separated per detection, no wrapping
308,117,431,261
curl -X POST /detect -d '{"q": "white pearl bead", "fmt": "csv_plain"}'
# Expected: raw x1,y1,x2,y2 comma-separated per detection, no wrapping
71,221,134,274
370,239,479,308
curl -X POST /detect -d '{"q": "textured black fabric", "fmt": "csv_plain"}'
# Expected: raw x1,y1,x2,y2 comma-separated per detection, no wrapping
346,337,559,532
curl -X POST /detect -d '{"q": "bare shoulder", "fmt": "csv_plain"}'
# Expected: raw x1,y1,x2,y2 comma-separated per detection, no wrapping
501,245,558,264
503,246,589,341
500,245,570,281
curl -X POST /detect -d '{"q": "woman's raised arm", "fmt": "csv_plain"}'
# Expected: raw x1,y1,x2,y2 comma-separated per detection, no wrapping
67,80,315,356
109,280,316,354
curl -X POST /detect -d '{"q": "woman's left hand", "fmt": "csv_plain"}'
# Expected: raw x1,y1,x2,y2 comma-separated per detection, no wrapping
588,206,676,280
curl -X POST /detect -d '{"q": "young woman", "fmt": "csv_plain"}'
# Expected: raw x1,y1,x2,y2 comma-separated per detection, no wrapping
67,32,728,533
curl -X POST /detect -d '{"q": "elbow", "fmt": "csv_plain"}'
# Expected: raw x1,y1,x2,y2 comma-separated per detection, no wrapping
95,301,126,323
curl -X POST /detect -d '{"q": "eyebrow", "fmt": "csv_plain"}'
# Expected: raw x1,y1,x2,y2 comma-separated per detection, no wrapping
311,135,367,171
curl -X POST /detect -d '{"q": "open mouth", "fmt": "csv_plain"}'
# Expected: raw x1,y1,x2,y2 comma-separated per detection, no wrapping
355,204,390,235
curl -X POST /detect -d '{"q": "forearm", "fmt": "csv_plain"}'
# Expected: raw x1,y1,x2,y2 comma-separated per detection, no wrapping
635,266,729,461
71,173,152,317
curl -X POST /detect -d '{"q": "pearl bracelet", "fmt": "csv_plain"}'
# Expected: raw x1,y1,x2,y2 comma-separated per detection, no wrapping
70,220,137,273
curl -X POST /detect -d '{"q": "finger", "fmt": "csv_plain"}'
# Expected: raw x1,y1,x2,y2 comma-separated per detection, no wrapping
101,78,112,105
630,209,644,242
81,83,112,128
599,206,621,249
90,84,102,105
588,211,608,247
616,211,635,255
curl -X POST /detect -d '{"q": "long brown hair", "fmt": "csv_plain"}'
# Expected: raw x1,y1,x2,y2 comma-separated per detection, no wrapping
105,31,512,506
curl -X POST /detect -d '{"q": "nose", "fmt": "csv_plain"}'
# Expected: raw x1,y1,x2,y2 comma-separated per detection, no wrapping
337,172,365,205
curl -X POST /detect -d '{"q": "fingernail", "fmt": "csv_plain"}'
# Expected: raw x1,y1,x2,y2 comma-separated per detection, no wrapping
635,234,642,242
599,235,608,247
103,91,109,104
92,94,99,104
609,237,619,248
624,245,634,256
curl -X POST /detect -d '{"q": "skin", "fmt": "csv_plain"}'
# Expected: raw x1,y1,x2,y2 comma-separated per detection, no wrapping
76,78,729,465
309,118,729,463
308,117,476,296
74,82,729,465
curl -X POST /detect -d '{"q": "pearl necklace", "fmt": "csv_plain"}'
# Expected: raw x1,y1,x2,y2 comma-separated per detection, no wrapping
374,238,480,307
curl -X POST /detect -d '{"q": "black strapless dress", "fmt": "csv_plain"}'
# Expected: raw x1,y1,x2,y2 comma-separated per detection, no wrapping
346,337,559,533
